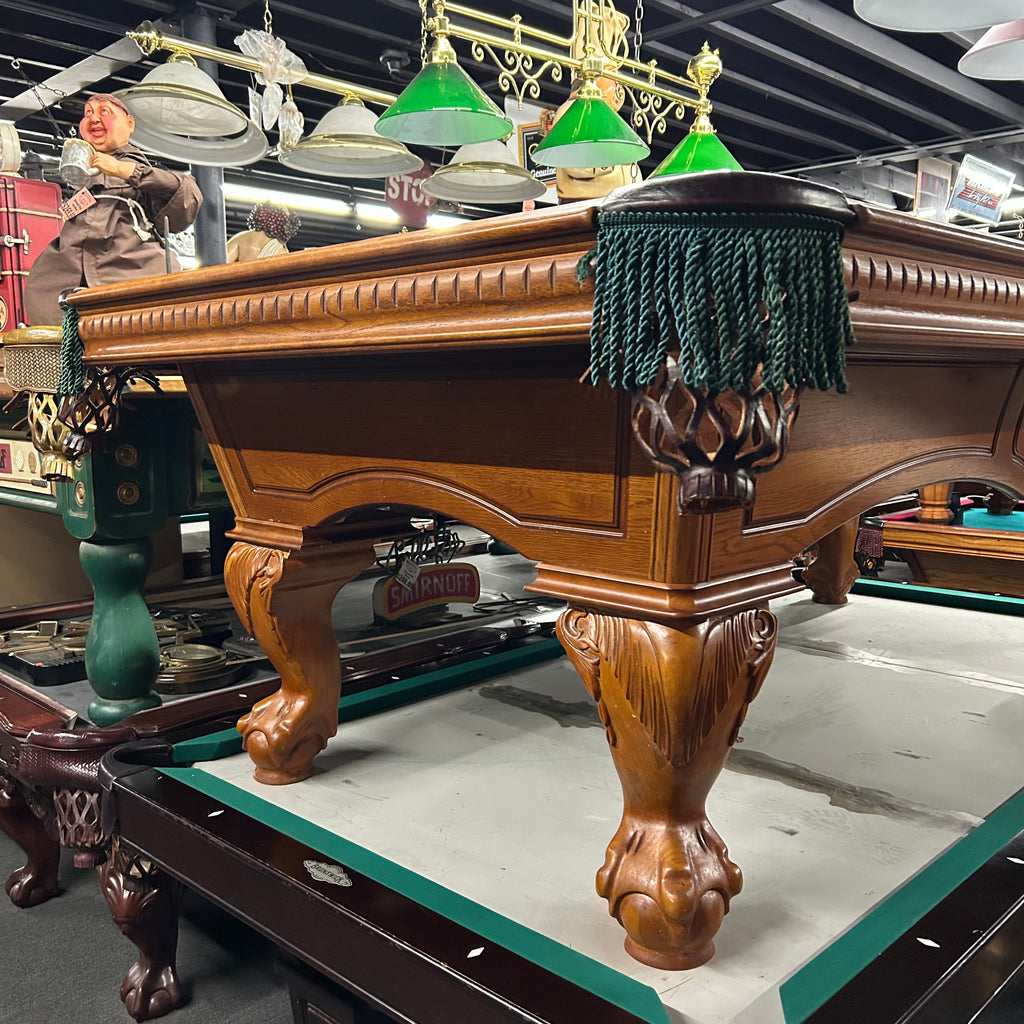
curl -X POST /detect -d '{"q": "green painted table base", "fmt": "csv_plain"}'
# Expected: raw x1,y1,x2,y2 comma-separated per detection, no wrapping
80,536,161,725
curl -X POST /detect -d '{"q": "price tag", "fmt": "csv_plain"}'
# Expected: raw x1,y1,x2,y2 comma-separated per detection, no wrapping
60,188,96,220
394,557,421,591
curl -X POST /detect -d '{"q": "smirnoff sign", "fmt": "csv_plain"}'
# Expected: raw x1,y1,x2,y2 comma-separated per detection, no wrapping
372,562,481,622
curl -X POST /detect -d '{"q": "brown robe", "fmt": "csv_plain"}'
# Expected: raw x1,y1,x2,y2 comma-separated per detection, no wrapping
23,142,202,326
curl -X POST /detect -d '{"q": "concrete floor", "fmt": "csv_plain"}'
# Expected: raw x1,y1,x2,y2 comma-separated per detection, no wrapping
192,586,1024,1024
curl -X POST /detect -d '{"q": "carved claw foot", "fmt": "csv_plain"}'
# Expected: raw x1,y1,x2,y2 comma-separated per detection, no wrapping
558,603,778,969
238,692,334,785
224,539,377,785
120,960,182,1023
99,845,183,1022
802,518,860,605
0,775,59,907
599,816,742,969
5,862,59,908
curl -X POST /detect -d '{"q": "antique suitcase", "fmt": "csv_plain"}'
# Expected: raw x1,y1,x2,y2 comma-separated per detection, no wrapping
0,175,63,333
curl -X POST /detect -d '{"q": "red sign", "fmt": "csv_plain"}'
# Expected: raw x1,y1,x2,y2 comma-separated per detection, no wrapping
385,162,436,229
372,562,480,621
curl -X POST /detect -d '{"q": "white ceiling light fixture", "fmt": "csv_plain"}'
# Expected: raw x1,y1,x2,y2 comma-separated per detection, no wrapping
278,97,422,179
419,139,546,204
853,0,1024,32
959,19,1024,79
116,53,268,166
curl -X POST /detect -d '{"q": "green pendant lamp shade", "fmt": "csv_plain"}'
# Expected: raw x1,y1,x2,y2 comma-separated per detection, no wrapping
652,129,742,177
532,91,649,168
376,60,513,146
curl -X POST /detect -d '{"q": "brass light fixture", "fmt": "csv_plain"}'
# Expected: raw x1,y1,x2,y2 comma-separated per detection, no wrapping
122,1,738,178
420,139,547,203
279,98,423,178
116,48,268,166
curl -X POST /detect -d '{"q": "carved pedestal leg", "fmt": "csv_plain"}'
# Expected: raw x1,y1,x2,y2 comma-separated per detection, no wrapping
558,604,778,969
917,482,954,524
225,540,377,785
98,841,183,1022
81,536,162,725
802,518,860,605
0,774,59,907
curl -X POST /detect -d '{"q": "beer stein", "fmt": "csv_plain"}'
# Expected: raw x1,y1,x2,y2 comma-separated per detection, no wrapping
60,137,98,188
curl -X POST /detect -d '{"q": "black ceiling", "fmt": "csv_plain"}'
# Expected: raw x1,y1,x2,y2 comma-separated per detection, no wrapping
4,0,1024,249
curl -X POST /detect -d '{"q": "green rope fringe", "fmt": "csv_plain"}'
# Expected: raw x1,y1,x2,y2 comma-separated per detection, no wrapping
57,299,85,398
589,210,855,393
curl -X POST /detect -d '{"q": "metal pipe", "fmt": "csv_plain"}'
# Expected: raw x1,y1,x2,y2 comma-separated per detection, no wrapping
181,7,227,267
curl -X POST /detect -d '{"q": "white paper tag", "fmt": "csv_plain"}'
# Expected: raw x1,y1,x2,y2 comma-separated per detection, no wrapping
394,557,421,591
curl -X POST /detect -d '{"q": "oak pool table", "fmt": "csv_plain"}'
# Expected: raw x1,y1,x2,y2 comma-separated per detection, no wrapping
65,170,1024,975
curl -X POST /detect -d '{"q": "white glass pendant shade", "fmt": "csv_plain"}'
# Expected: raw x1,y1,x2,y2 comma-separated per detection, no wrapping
419,140,546,203
854,0,1024,32
115,57,268,166
120,60,246,136
959,19,1024,78
278,100,423,178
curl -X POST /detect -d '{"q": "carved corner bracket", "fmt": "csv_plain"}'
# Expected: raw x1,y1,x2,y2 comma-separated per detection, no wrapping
631,355,801,513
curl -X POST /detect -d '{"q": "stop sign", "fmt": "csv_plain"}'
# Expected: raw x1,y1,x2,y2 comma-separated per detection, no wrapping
385,162,436,229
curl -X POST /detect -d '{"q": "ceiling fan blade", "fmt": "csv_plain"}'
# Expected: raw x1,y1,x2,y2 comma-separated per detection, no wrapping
0,33,147,122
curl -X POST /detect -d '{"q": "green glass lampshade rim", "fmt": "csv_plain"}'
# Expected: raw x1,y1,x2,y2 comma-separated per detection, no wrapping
376,61,512,145
532,95,649,168
651,130,743,177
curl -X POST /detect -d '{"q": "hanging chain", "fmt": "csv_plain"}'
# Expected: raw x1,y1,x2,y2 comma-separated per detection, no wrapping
10,58,72,139
634,0,644,62
419,0,429,67
263,0,273,34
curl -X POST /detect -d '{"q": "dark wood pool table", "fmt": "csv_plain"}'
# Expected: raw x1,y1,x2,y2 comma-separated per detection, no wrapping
65,171,1024,977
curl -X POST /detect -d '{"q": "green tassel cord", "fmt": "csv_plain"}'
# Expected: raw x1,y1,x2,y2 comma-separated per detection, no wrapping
588,210,855,393
57,298,85,398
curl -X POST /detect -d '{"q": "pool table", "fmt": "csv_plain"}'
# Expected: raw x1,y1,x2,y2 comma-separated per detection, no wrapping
884,496,1024,598
65,170,1024,976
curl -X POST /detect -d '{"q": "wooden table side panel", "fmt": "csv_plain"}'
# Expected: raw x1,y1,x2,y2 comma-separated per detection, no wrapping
185,362,675,580
704,359,1024,574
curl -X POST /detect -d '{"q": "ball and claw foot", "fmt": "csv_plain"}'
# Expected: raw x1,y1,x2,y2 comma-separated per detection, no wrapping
5,863,59,908
238,692,332,785
599,817,742,970
121,963,182,1022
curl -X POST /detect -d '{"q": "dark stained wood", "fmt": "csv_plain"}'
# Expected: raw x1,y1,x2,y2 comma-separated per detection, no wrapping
65,183,1024,970
0,772,59,906
98,842,184,1022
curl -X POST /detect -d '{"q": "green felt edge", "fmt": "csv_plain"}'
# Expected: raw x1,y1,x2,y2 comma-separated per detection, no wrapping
162,633,670,1024
162,766,669,1024
172,636,566,763
780,785,1024,1023
851,578,1024,615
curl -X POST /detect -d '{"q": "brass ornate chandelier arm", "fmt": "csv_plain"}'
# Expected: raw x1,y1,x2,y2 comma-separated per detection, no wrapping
126,22,398,106
436,0,715,117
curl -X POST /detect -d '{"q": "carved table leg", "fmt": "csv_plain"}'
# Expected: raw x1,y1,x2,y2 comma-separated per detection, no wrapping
225,540,377,785
917,482,954,524
802,518,860,605
0,774,59,907
557,604,778,969
98,840,184,1022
